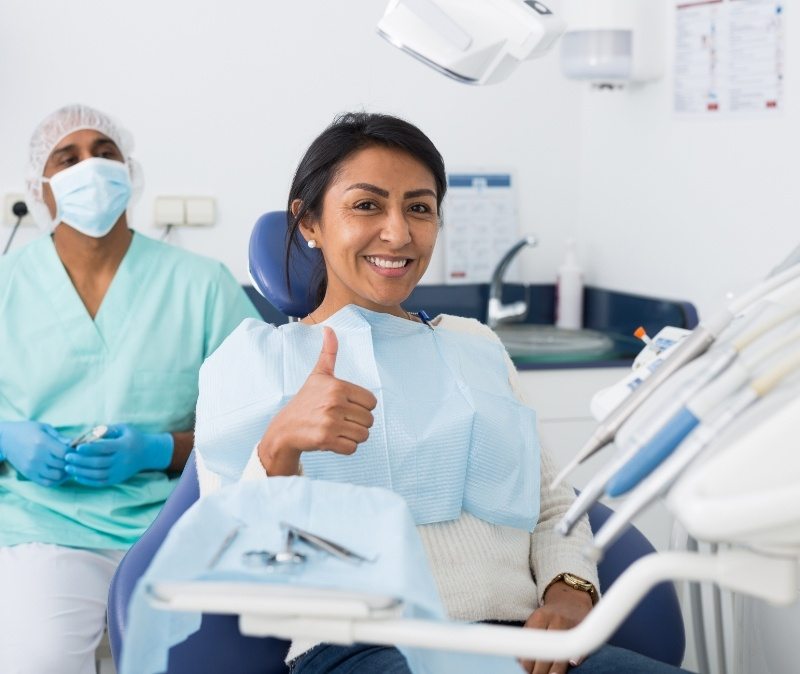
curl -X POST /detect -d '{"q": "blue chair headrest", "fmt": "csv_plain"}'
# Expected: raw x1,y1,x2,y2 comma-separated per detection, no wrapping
248,211,322,318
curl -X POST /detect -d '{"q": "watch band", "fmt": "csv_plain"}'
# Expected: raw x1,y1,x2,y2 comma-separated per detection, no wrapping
544,572,599,604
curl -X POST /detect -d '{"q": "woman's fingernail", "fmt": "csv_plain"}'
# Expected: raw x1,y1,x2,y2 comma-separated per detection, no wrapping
569,659,579,667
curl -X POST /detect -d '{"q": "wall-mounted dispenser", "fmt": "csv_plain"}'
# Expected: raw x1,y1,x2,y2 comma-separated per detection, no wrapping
560,0,665,88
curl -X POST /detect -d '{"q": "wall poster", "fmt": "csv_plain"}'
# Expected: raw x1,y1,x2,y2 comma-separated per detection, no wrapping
675,0,784,115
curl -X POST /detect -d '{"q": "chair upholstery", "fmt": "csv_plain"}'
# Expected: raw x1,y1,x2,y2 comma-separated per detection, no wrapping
107,210,685,670
248,210,322,318
588,503,685,666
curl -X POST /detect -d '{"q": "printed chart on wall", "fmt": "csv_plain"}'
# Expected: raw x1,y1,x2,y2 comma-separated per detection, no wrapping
674,0,784,115
443,173,519,285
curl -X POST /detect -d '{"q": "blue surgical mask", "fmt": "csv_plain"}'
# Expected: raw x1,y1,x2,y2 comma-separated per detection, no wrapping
45,157,132,237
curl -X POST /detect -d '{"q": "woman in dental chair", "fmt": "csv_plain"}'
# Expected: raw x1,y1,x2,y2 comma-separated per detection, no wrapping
194,112,690,674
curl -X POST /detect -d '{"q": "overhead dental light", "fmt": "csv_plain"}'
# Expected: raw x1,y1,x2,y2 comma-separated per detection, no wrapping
377,0,566,85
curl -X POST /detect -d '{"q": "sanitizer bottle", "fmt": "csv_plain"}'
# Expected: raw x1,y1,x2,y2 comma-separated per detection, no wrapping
555,238,583,330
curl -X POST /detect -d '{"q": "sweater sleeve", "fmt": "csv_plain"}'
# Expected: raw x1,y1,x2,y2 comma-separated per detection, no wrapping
437,315,600,604
197,442,303,497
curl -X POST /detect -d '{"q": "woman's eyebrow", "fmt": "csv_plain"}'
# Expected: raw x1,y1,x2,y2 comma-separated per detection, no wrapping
404,188,436,199
345,183,389,198
344,183,436,200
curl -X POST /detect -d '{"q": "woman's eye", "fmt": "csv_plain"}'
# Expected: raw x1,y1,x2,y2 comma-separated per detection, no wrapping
60,156,78,167
410,203,432,214
354,201,377,211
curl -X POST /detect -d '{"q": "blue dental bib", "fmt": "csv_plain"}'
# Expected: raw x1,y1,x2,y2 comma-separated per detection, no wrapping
196,305,540,531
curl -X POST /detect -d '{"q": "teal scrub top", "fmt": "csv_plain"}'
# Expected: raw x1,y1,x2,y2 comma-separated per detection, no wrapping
0,232,260,549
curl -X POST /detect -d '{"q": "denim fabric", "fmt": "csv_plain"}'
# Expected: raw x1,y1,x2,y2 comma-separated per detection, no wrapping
290,643,696,674
574,644,694,673
291,644,412,674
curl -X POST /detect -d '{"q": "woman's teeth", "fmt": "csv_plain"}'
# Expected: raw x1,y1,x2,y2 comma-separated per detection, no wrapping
366,256,409,269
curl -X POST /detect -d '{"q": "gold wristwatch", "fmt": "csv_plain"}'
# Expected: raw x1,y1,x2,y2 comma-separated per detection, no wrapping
544,572,599,604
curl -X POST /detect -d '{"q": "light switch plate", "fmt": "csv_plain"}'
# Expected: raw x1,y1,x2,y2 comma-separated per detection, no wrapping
154,196,185,227
185,197,215,227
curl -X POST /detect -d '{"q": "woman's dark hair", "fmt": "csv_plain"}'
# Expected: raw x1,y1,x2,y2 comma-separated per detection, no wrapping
285,112,447,309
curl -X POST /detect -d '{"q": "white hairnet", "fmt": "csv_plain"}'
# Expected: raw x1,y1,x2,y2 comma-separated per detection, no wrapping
25,103,144,231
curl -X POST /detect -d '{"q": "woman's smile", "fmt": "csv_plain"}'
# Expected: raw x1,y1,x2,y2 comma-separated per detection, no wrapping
298,144,439,315
364,254,413,277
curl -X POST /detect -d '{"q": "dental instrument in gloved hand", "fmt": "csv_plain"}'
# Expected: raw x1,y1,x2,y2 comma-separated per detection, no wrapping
64,423,173,486
0,421,70,487
69,424,109,448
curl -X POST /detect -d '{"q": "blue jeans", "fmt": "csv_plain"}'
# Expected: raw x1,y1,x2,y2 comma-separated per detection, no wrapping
290,643,695,673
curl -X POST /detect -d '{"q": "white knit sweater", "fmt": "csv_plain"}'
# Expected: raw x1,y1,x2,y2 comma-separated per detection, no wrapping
195,314,599,660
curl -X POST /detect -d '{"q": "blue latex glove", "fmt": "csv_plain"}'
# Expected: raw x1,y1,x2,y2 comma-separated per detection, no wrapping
0,421,70,487
64,424,173,487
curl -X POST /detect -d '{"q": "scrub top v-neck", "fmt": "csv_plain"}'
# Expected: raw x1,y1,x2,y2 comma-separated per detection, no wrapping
0,232,259,549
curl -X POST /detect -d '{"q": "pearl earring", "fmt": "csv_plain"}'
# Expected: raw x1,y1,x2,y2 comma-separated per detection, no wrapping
307,240,317,249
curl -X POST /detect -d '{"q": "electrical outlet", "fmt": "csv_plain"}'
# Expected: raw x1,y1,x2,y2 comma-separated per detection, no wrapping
3,193,34,227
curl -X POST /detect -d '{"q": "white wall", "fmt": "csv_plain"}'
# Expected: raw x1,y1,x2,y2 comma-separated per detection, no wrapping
4,2,796,317
572,2,800,319
0,0,582,287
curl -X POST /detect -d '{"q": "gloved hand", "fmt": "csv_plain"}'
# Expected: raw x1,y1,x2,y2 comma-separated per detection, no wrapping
64,424,173,487
0,421,70,487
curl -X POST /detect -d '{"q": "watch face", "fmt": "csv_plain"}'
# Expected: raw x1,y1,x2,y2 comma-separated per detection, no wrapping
564,573,594,592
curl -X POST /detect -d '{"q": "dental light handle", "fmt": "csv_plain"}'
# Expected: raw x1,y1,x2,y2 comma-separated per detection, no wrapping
552,259,800,488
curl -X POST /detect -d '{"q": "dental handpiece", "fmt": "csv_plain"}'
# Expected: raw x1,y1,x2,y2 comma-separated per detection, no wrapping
551,260,800,489
556,310,800,535
585,394,753,561
587,344,800,560
605,324,800,498
555,350,735,536
551,320,724,489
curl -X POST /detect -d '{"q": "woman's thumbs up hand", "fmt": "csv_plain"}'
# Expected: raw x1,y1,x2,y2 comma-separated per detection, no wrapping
258,327,378,476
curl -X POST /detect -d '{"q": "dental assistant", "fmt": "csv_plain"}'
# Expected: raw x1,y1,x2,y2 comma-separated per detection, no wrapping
195,113,692,674
0,104,259,674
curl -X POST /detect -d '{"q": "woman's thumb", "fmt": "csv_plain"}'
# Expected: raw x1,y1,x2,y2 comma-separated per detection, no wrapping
313,326,338,376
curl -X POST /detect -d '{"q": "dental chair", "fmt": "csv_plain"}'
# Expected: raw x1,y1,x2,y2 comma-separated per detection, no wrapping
107,211,685,672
